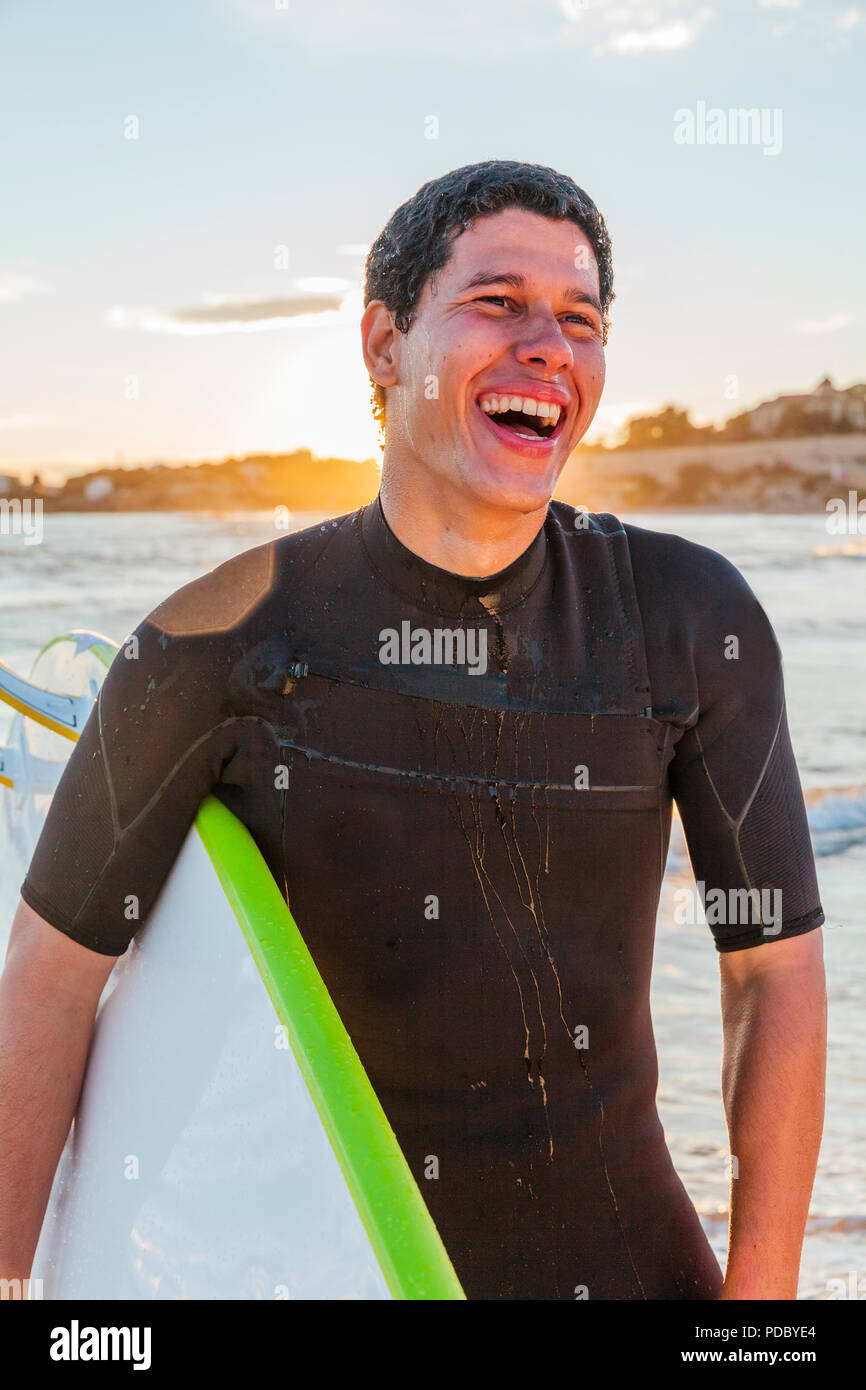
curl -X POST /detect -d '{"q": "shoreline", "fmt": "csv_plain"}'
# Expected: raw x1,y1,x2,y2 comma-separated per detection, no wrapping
2,434,865,517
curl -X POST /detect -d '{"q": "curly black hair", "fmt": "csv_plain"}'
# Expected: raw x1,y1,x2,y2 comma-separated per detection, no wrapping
363,159,614,432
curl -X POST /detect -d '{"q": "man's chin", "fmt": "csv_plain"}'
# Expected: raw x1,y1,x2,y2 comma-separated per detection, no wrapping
462,452,562,517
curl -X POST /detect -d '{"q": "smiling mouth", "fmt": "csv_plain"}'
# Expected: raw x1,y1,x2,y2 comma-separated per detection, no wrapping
476,395,568,445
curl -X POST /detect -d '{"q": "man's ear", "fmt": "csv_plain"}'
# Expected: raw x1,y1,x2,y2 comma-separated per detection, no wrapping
361,300,400,390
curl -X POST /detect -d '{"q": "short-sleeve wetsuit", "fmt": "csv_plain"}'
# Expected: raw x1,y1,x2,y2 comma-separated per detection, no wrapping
21,499,824,1300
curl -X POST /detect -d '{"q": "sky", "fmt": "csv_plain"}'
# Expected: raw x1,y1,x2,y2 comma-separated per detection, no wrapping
1,0,864,481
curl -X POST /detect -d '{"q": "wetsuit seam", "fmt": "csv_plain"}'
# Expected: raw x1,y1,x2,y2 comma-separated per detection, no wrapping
692,726,737,832
67,713,278,932
603,531,641,699
729,703,784,898
732,703,784,836
276,738,661,792
694,704,790,930
96,686,121,846
617,524,660,718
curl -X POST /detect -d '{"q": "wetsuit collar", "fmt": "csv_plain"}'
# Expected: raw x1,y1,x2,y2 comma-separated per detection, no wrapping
359,493,549,617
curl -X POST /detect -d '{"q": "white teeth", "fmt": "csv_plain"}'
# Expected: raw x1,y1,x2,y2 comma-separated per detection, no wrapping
479,394,563,424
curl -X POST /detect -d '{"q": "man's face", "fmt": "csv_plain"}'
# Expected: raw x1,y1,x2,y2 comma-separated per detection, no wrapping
382,207,606,515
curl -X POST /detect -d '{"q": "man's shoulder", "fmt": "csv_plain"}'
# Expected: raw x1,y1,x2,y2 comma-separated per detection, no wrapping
549,501,776,661
550,500,748,596
618,517,781,672
621,517,750,598
146,508,361,642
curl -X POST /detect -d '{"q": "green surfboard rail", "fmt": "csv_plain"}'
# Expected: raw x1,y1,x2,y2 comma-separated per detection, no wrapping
37,631,465,1301
196,795,464,1301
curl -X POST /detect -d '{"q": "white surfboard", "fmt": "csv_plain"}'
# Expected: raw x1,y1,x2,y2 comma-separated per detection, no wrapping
1,632,463,1300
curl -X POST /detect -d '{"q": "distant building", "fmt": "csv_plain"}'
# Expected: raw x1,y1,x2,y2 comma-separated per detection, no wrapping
0,474,15,496
736,376,866,437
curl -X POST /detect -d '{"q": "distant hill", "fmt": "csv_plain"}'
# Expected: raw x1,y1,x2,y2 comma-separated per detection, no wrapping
617,376,866,450
3,375,863,514
15,451,382,514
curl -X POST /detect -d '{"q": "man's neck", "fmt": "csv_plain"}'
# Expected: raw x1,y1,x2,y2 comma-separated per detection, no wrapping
378,465,548,579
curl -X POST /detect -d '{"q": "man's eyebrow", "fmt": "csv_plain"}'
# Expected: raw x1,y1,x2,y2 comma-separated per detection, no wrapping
458,270,601,313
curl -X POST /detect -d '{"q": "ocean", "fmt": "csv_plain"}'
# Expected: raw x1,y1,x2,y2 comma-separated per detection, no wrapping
1,507,863,1299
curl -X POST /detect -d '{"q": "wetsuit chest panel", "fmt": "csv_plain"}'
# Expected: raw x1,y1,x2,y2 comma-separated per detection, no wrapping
264,682,696,1302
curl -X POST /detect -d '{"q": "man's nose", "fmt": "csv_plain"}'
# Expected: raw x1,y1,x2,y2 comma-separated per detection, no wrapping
513,311,574,374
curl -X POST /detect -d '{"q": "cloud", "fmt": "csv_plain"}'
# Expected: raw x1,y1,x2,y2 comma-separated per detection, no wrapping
106,280,353,336
796,312,856,334
0,271,51,303
554,0,713,55
758,0,865,47
822,5,864,49
592,8,713,55
227,0,714,60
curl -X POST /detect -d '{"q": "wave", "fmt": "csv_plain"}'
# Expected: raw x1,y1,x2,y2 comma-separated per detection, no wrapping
805,785,866,856
664,786,866,869
813,538,866,558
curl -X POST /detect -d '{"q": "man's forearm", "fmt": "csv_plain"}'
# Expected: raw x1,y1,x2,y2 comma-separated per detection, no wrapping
0,983,95,1280
719,937,827,1300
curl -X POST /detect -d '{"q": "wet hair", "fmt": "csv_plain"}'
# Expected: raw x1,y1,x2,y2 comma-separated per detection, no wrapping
362,159,614,432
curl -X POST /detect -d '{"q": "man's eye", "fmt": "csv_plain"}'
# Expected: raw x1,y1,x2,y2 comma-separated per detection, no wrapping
475,298,597,331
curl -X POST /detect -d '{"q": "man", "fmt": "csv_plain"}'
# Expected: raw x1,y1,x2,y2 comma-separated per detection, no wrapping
0,160,826,1300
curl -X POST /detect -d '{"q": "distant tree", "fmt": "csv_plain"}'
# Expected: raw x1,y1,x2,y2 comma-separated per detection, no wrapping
719,410,755,442
620,405,715,450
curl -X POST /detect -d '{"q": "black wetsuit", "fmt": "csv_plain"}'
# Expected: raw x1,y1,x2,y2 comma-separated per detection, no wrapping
21,499,824,1300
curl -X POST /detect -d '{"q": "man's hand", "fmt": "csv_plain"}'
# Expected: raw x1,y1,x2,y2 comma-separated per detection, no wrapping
718,929,826,1300
0,899,116,1284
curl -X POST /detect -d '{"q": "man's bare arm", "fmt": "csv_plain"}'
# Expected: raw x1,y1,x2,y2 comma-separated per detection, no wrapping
718,929,826,1300
0,899,116,1281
